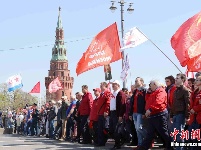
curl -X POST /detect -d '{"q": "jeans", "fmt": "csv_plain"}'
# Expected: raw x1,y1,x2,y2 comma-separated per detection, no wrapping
186,120,201,150
49,120,54,138
172,114,185,150
133,113,147,146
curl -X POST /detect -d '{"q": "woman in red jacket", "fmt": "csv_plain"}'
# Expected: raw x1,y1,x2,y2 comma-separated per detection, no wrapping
187,76,201,149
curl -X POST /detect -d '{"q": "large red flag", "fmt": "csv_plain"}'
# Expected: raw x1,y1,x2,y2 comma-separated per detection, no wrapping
29,82,40,93
171,11,201,67
48,77,62,93
76,22,121,76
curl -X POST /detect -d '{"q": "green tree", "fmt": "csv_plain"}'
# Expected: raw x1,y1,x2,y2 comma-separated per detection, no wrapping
0,83,37,111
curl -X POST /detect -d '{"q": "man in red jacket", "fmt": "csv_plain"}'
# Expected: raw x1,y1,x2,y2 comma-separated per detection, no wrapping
134,80,171,150
89,88,100,145
96,82,110,147
77,85,93,144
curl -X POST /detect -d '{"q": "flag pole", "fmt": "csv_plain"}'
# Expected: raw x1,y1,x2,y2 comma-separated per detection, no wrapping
136,27,183,73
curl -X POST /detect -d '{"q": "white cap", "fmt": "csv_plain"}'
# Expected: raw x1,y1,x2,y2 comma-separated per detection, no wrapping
112,80,120,85
61,96,67,100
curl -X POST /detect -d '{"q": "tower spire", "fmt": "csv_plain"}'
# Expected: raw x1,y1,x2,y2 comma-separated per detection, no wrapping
57,7,62,28
51,7,67,61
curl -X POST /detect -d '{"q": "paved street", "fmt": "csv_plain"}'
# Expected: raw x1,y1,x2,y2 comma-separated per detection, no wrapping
0,134,165,150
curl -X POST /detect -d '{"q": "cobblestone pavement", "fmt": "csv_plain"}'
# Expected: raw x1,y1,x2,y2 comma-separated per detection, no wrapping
0,134,164,150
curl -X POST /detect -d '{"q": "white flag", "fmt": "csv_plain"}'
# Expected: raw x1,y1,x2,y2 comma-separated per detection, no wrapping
120,54,130,81
6,74,23,92
120,27,148,51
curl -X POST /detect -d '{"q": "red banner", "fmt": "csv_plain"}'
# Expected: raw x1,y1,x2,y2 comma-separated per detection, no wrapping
171,11,201,67
29,82,40,93
76,22,121,75
48,77,62,93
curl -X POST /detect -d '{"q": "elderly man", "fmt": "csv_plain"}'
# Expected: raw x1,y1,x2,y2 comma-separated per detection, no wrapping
60,96,68,140
74,92,82,143
110,80,126,149
66,95,77,141
134,80,171,150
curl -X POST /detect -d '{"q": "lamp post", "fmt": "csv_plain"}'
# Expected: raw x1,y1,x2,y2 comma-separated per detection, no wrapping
109,0,134,88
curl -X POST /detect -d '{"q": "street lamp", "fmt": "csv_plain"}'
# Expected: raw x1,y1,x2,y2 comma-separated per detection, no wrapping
109,0,134,88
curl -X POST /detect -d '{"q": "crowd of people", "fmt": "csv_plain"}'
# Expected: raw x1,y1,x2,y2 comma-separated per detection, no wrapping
1,72,201,150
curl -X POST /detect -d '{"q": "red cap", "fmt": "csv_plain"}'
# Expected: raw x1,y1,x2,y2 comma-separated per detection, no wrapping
93,88,101,93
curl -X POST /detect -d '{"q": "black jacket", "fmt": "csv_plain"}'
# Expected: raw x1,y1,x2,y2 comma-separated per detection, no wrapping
48,107,56,121
60,101,68,119
129,87,147,116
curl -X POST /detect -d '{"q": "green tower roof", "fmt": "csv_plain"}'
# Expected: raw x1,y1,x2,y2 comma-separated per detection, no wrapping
51,7,67,61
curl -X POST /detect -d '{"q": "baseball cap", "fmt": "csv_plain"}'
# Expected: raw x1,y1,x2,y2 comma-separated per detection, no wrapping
112,80,120,85
93,88,101,92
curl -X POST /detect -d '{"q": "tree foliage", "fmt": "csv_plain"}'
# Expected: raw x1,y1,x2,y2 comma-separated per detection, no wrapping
0,83,37,111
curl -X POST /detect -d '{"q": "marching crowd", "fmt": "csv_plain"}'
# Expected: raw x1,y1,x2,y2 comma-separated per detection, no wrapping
2,72,201,150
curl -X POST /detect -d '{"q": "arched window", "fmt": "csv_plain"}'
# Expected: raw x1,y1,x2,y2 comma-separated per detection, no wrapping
65,83,67,88
60,64,63,69
61,72,64,77
53,72,55,76
62,91,64,96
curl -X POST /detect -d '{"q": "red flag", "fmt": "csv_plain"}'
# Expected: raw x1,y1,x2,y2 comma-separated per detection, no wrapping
29,82,40,93
76,22,121,76
185,69,194,78
186,54,201,72
171,11,201,67
48,77,62,93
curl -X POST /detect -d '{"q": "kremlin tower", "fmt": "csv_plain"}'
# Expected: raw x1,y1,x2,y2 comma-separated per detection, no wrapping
45,7,74,101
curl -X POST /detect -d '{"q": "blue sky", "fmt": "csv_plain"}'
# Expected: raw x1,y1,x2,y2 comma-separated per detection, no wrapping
0,0,200,98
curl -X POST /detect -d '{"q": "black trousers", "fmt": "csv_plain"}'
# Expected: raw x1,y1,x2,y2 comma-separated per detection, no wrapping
109,111,118,138
141,113,171,149
66,117,74,138
98,115,107,145
92,121,98,144
76,116,81,141
80,115,91,143
31,121,37,136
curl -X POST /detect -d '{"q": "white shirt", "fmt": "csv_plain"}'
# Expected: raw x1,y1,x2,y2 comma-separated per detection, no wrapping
110,89,120,111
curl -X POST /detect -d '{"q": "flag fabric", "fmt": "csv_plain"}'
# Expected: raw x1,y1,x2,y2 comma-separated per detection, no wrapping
76,22,121,76
185,69,194,79
7,74,23,92
120,27,148,51
29,82,40,93
186,54,201,72
120,54,130,81
171,11,201,67
48,77,62,93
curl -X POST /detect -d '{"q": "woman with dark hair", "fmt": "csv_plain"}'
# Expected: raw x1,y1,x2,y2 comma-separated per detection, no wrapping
165,75,176,144
188,78,195,92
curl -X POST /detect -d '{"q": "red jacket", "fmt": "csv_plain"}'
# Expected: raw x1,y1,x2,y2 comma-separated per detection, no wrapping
78,92,93,116
89,98,98,121
97,91,110,115
145,87,167,115
188,89,201,125
168,85,177,108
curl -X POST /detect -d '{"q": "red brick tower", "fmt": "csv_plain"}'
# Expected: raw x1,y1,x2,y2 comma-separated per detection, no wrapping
45,7,74,101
